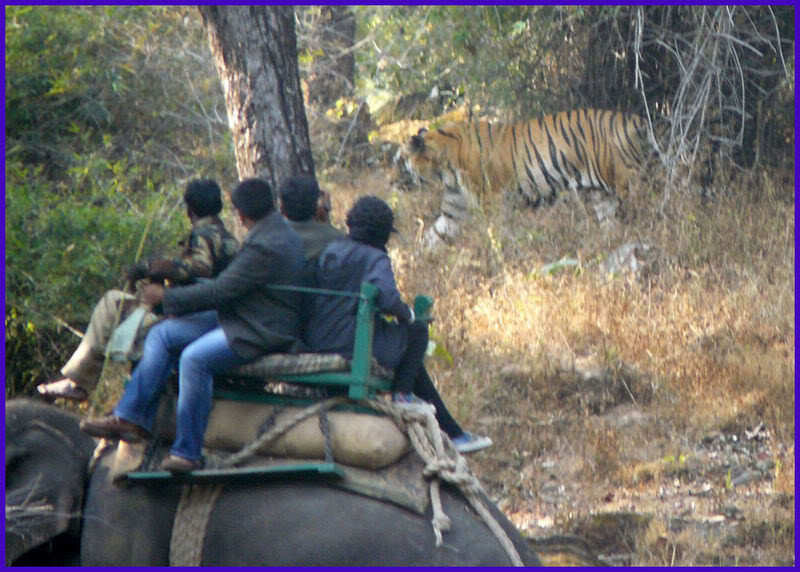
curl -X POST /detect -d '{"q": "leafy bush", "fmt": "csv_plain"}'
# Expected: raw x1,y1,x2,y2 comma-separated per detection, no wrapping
6,5,236,187
5,158,185,395
355,6,594,119
5,6,237,394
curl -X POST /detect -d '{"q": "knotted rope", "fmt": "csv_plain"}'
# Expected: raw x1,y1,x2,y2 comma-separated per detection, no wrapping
169,395,522,566
362,398,524,566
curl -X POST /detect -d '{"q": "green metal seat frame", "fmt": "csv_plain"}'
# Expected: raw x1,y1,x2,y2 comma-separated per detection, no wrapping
126,283,433,483
126,462,345,484
214,281,433,402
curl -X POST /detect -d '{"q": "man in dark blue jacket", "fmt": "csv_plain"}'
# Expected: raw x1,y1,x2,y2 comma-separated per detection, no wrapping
307,196,492,454
80,178,304,471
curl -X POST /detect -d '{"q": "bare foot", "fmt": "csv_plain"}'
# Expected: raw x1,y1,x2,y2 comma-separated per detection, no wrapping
37,379,89,401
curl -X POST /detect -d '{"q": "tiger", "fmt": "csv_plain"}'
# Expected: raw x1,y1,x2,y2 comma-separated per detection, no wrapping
401,108,651,248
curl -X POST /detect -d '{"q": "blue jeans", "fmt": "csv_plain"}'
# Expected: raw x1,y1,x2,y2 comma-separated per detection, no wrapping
114,311,249,461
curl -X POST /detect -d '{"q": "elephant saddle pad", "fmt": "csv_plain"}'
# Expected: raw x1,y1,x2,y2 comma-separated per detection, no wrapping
107,443,430,515
221,352,393,387
231,453,431,515
147,395,410,471
202,400,409,470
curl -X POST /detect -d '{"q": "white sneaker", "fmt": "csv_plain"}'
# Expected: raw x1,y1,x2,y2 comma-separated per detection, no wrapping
451,431,493,454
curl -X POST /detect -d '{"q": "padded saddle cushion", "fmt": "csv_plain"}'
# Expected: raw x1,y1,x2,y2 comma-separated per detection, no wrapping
227,352,393,381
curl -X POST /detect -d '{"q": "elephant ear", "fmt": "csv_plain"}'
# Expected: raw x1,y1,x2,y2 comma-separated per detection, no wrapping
5,399,96,565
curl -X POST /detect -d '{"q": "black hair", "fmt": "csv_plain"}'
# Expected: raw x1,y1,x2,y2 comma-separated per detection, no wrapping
346,195,396,250
230,178,274,221
279,175,320,222
184,179,223,218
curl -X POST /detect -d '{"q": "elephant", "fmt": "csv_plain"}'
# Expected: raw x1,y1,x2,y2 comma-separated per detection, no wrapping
5,398,95,565
5,399,542,566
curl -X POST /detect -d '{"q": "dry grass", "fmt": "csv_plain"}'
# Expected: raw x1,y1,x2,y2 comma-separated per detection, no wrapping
320,160,794,565
86,156,792,565
326,164,794,437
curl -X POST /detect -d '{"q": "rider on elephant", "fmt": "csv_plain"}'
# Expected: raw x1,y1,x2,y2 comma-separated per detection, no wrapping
277,174,344,342
79,178,305,473
278,174,344,260
37,179,239,402
306,195,492,454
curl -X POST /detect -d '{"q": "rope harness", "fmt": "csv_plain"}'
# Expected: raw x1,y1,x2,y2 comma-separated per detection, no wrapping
170,484,223,566
366,399,524,566
168,397,522,566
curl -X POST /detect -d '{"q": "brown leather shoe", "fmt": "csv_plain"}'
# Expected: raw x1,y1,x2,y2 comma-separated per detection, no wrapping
37,379,89,402
79,415,151,443
159,455,203,473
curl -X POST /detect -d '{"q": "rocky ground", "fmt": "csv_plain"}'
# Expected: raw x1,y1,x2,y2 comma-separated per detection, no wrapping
469,394,794,566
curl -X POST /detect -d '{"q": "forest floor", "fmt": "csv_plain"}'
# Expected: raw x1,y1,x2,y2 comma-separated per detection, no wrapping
476,404,794,566
319,157,795,567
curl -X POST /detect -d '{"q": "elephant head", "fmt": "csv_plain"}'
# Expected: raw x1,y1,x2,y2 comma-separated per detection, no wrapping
5,398,96,565
6,398,541,566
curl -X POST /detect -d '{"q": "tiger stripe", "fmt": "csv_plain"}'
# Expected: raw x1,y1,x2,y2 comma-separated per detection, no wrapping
404,108,648,248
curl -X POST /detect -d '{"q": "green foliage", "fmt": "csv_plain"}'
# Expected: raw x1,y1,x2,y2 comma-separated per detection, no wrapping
6,5,236,186
5,6,238,394
5,157,185,395
354,6,591,118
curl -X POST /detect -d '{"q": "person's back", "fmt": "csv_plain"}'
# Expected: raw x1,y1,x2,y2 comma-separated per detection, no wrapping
306,195,493,454
278,175,345,346
178,216,239,282
279,175,344,263
166,206,304,359
289,219,344,262
306,239,386,361
306,199,409,370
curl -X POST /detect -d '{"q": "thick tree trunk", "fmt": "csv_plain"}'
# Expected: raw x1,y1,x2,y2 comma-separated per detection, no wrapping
199,5,314,189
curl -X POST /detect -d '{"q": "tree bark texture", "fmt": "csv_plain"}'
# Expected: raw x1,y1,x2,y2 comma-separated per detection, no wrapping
199,5,314,189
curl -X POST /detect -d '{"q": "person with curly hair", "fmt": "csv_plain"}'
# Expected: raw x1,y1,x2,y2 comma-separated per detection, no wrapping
306,195,492,454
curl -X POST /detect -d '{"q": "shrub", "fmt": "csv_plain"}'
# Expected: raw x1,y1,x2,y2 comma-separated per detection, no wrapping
5,158,185,395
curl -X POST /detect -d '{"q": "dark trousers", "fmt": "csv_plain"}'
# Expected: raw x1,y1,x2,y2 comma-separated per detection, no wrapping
393,321,463,438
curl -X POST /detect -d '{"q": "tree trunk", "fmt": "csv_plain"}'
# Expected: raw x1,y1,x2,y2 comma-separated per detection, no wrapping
198,6,314,189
